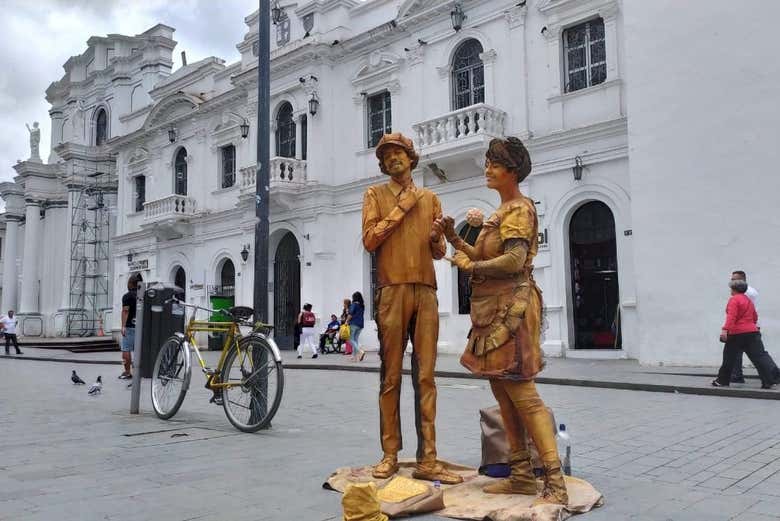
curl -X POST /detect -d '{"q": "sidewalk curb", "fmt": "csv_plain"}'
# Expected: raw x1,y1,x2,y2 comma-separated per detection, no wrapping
4,354,778,400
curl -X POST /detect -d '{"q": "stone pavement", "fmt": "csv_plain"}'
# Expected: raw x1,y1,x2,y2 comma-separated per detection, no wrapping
0,357,779,521
4,346,778,400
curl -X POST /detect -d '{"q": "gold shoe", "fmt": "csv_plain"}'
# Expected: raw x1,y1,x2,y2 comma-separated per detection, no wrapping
412,461,464,484
532,464,569,507
372,455,399,479
482,452,537,495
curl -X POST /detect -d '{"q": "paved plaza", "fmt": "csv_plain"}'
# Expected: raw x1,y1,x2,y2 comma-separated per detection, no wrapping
0,357,779,521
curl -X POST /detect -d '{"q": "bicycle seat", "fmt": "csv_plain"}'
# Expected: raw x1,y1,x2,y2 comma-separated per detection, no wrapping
228,306,254,320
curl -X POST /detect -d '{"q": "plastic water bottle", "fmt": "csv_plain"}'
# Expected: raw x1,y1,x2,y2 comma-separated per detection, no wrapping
557,424,572,476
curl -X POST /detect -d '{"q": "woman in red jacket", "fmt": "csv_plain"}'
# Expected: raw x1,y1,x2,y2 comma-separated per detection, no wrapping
713,279,777,389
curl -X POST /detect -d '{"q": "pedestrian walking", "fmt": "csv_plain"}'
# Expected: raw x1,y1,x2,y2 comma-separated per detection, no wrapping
347,292,365,362
0,310,22,355
119,275,139,379
297,303,318,359
713,278,778,389
730,270,759,383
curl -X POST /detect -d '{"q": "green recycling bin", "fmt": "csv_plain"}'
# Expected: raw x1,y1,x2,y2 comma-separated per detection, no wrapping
208,295,234,350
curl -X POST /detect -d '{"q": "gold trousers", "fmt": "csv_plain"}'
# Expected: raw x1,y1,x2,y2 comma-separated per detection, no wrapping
376,283,439,463
489,379,560,466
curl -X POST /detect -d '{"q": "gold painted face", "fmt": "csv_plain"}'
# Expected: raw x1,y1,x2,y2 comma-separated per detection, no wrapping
382,144,412,178
484,158,516,190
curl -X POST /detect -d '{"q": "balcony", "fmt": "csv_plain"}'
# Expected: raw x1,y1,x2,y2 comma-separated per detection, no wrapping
412,103,506,180
239,157,307,211
141,194,198,239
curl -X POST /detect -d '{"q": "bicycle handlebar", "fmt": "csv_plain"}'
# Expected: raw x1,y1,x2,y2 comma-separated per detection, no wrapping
164,297,231,319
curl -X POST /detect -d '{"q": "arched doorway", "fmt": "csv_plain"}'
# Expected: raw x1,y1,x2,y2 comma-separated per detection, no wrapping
273,232,300,349
174,148,187,196
569,201,621,349
174,266,186,300
220,259,235,295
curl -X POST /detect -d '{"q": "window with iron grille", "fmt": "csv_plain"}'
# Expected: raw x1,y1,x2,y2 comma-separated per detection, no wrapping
174,148,187,195
367,91,392,148
452,39,485,110
457,223,482,314
301,114,307,160
220,144,236,188
134,175,146,213
563,17,606,93
275,103,296,158
95,108,108,146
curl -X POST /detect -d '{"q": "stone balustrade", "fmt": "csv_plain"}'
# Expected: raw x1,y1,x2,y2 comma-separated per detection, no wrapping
239,157,307,190
143,194,197,221
412,103,506,148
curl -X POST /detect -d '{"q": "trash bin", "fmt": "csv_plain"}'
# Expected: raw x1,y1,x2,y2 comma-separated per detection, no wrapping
140,283,186,378
208,295,234,351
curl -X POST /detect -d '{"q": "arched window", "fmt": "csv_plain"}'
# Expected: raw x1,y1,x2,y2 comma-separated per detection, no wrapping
174,266,187,300
457,221,482,314
174,148,187,195
451,39,485,110
275,102,296,158
220,259,235,296
95,108,108,146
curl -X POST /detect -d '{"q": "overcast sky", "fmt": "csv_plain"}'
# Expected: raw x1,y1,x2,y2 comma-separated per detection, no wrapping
0,0,257,184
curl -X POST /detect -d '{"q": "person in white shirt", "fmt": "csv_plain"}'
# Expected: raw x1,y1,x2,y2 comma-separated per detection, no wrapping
729,270,778,384
0,310,22,355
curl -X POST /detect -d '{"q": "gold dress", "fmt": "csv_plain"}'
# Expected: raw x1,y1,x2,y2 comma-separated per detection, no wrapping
459,196,543,380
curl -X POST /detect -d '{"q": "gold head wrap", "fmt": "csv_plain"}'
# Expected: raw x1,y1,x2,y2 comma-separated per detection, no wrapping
486,137,532,183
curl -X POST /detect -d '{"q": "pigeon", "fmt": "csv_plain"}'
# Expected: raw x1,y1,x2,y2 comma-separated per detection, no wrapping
71,370,86,385
87,375,103,395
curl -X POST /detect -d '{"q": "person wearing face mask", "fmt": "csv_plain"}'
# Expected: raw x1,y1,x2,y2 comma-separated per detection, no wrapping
441,137,568,506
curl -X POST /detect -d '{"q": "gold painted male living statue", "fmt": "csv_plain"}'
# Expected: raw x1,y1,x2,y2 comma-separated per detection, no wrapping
443,137,569,506
362,132,463,485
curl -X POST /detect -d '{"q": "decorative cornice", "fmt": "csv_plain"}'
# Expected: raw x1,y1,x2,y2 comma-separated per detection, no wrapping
505,4,527,29
479,49,498,65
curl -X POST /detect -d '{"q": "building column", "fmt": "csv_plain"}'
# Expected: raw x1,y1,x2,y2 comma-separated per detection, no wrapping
19,199,43,314
1,216,21,313
294,112,304,160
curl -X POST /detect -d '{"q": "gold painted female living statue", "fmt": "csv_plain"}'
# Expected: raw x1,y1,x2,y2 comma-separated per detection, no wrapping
443,137,569,506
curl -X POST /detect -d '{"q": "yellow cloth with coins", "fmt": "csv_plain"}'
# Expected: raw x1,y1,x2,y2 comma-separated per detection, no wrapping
342,482,389,521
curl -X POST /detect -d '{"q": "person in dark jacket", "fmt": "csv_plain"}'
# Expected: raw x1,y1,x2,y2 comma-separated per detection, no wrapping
347,292,366,362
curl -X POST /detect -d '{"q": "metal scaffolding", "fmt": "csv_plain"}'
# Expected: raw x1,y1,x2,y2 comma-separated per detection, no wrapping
68,167,112,336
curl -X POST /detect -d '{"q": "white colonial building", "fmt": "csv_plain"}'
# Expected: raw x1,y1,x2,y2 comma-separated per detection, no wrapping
3,0,779,367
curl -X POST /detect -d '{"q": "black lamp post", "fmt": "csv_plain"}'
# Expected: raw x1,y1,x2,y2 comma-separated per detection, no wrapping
167,126,177,143
450,3,466,31
240,119,250,139
572,156,584,181
308,92,319,116
272,1,284,24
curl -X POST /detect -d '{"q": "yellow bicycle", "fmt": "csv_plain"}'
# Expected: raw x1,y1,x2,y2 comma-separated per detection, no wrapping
150,300,284,432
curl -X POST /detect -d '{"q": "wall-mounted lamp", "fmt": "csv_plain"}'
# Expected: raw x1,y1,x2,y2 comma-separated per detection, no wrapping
272,1,285,24
240,243,251,263
127,252,134,262
239,119,250,139
450,3,466,31
572,156,584,181
167,126,177,143
308,92,319,116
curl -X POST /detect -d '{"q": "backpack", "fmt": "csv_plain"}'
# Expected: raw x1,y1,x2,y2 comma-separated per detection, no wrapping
301,311,316,327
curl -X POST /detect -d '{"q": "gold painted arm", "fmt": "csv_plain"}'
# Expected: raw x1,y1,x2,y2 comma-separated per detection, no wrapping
472,239,529,278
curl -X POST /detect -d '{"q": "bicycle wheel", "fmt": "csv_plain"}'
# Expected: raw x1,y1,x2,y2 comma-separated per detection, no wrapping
151,336,191,420
221,336,283,432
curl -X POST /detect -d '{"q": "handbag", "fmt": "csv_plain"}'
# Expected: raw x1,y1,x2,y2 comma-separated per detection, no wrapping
339,323,351,341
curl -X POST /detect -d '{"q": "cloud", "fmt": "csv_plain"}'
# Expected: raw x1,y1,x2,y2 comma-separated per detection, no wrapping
0,0,253,185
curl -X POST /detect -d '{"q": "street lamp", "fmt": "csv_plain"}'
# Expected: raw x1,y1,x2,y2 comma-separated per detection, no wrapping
272,1,284,24
450,3,466,31
308,92,319,116
167,126,177,143
572,156,584,181
240,119,250,139
240,244,250,263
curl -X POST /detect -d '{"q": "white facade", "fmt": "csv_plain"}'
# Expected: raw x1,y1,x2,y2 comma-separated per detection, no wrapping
5,0,779,366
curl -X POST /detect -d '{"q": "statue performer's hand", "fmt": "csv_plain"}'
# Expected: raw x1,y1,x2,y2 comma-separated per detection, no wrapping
431,218,444,243
442,216,458,242
397,186,422,213
445,251,474,272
